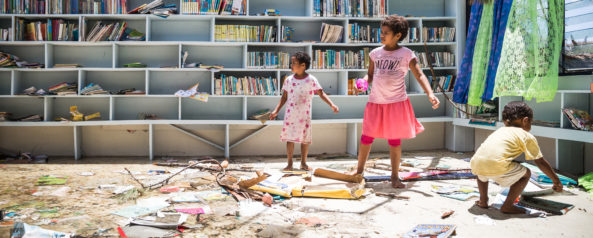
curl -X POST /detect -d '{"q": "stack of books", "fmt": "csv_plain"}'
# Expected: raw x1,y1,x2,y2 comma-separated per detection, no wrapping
1,27,10,41
280,26,295,42
1,0,46,13
348,23,380,43
423,27,455,42
49,82,77,96
312,48,370,69
16,18,78,41
0,52,44,68
214,74,278,95
85,21,144,41
428,75,455,92
181,0,246,15
320,23,343,43
247,51,290,69
81,83,109,95
215,25,276,42
415,51,455,68
313,0,386,17
562,108,593,131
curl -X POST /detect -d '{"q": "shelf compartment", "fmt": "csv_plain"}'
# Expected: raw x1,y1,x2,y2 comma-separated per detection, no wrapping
48,44,113,68
81,70,146,95
409,68,457,94
562,92,592,130
182,96,243,120
48,96,110,121
215,70,279,95
524,95,562,126
83,16,147,42
281,19,345,43
0,97,45,121
0,44,45,67
116,44,178,68
249,0,309,17
0,71,11,95
312,96,366,119
214,18,278,42
282,71,343,96
247,44,307,69
149,70,211,95
113,96,179,120
409,93,447,118
311,45,372,70
150,18,211,41
246,96,282,120
182,44,243,68
13,70,78,95
388,0,458,17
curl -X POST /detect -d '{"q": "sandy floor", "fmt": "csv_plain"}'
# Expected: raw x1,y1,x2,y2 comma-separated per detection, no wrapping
0,150,592,237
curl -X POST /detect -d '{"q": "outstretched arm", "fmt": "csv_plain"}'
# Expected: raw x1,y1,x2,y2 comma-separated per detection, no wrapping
534,158,563,192
270,92,288,120
317,90,339,113
410,58,439,109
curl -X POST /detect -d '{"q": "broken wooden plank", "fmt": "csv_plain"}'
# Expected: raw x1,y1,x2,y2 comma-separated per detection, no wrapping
313,168,363,183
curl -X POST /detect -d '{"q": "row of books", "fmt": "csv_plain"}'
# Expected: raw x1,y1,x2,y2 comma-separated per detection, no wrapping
49,0,127,14
415,51,455,68
347,78,368,95
16,19,78,41
280,26,294,42
403,27,419,43
423,27,455,42
84,21,144,41
348,23,379,43
320,23,344,43
247,51,290,69
214,24,276,42
0,28,10,41
313,0,387,17
312,48,370,69
214,75,278,95
1,0,46,14
181,0,246,15
428,75,455,92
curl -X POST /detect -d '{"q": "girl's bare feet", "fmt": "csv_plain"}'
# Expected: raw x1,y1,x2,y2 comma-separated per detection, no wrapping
300,163,312,171
391,177,406,188
283,164,293,171
500,204,526,214
475,200,489,209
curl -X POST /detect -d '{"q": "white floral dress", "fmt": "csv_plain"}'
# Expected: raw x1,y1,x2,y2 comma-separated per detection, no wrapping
280,74,322,144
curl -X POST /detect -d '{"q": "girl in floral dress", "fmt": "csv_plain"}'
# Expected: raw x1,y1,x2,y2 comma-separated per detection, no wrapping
270,52,339,171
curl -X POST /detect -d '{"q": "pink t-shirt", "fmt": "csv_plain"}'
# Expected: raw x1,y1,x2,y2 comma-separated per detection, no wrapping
368,46,416,104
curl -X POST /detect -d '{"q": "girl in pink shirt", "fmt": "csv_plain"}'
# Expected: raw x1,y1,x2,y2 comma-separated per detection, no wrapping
352,15,440,188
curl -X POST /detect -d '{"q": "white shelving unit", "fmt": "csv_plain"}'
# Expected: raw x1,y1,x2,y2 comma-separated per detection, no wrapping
0,0,466,160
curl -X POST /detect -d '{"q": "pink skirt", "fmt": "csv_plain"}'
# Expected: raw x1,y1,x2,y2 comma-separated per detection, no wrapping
362,98,424,139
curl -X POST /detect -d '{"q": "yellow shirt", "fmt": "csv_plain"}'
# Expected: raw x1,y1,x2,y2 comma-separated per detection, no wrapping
470,127,543,176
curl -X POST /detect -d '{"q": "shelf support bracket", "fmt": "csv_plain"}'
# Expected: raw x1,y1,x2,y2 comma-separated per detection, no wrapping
170,124,225,151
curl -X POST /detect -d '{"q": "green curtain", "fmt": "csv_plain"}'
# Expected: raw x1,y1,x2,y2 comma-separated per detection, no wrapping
492,0,564,102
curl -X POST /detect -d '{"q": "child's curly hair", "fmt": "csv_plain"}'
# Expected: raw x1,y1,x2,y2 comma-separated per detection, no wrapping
381,14,409,42
502,101,533,123
293,51,311,70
